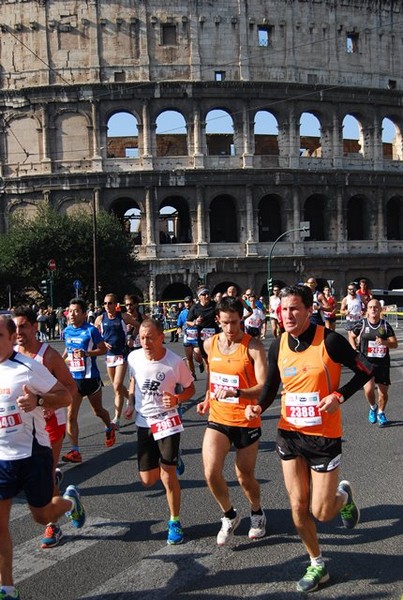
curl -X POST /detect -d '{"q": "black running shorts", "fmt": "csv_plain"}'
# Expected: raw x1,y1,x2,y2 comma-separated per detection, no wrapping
76,378,103,398
137,427,181,471
276,429,342,472
207,421,261,449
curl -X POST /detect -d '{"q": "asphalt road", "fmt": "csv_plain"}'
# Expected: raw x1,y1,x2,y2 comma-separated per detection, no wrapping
11,327,403,600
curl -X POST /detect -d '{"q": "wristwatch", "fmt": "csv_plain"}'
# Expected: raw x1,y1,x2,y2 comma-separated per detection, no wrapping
36,395,44,407
234,389,241,398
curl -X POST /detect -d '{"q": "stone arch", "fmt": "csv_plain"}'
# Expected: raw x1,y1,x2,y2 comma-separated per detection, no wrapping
254,111,279,156
303,194,327,241
342,113,363,156
388,276,403,290
159,195,192,243
5,113,42,172
106,111,139,158
53,110,91,162
350,275,374,289
161,282,193,301
110,197,144,245
258,194,282,241
299,112,322,157
386,196,403,240
205,109,235,156
347,195,370,240
209,195,238,243
155,110,187,156
382,116,401,161
212,281,240,296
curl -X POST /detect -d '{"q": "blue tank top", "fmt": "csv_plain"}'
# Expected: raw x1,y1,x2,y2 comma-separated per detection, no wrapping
101,312,127,356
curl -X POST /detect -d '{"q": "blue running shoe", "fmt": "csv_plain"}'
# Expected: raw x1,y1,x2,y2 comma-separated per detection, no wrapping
377,412,388,427
368,405,378,424
41,523,63,548
63,485,86,528
176,451,185,476
0,589,20,600
167,520,184,545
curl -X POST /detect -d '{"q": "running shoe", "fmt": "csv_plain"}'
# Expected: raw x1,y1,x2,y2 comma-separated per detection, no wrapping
368,405,378,424
167,520,184,545
338,480,360,528
55,467,63,488
216,512,240,546
296,565,329,593
176,451,185,476
111,418,120,431
62,449,82,463
248,511,267,540
41,523,63,548
105,424,116,447
377,412,388,427
0,588,20,600
63,485,86,528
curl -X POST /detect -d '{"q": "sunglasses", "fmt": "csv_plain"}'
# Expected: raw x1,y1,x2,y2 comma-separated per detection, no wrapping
104,301,114,305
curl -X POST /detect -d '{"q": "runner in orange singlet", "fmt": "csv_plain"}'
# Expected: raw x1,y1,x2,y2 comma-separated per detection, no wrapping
197,297,268,546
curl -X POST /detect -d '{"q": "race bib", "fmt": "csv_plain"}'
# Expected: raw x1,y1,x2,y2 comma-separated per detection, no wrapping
200,328,215,341
68,352,85,373
106,355,124,367
146,408,184,440
184,326,198,346
367,340,387,358
0,412,23,429
284,392,322,427
210,372,240,404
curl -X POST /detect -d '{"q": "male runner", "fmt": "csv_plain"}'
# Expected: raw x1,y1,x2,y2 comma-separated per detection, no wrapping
197,298,268,545
0,316,85,600
126,318,195,545
245,285,373,593
13,306,77,548
63,298,114,463
95,293,137,429
350,299,397,427
186,287,220,372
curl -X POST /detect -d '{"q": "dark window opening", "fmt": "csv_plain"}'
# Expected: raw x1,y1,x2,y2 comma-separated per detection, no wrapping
346,32,359,53
258,25,273,47
162,24,177,45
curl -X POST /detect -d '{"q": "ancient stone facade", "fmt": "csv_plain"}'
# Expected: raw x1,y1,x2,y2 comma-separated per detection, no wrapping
0,0,402,300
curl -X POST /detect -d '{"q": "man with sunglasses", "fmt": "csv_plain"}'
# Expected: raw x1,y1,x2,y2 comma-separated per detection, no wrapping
186,287,220,372
123,294,142,353
95,294,137,430
340,283,365,345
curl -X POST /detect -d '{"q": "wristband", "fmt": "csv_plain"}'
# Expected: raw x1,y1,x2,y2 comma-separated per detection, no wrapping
234,388,241,398
333,391,344,404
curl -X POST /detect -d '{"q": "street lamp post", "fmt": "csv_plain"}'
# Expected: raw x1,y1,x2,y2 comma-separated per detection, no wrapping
267,222,310,296
92,191,98,309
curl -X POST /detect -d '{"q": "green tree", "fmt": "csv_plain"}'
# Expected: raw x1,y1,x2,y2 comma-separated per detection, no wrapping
0,203,140,307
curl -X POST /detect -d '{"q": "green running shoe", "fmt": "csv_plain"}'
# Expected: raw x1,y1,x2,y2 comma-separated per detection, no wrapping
296,565,329,593
338,480,360,528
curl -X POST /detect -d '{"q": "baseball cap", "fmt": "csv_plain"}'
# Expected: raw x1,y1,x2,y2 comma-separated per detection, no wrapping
184,296,192,302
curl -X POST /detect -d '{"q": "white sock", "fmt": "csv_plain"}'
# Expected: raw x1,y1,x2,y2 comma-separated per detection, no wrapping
1,586,16,595
370,403,377,410
311,554,325,568
338,488,349,505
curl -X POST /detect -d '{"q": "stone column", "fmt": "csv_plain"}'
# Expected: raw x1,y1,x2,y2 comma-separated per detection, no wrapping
242,104,254,168
377,189,388,251
245,185,257,255
193,104,204,168
142,102,153,168
288,106,300,168
332,112,343,167
336,187,347,253
145,187,157,257
196,185,208,257
293,187,304,255
373,113,384,168
40,107,52,172
91,101,102,170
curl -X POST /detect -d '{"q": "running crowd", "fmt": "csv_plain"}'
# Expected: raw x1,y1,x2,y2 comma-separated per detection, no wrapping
0,278,398,598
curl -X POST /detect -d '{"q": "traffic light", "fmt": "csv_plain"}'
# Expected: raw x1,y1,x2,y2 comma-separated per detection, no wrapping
40,279,48,295
268,278,273,295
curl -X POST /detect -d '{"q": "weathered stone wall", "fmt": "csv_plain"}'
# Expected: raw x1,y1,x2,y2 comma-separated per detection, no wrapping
0,0,402,300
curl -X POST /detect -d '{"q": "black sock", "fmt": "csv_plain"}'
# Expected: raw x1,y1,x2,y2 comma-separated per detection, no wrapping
224,507,237,520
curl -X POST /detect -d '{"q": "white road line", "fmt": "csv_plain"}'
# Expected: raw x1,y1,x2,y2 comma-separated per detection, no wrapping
13,518,129,582
80,539,227,599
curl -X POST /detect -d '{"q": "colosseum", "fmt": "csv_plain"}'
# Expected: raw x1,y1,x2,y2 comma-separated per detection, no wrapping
0,0,402,301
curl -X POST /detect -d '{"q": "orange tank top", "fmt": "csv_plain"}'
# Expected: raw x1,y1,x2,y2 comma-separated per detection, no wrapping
208,333,260,428
278,327,342,437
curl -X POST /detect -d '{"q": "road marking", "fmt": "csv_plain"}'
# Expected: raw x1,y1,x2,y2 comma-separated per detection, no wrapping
13,518,129,582
80,539,229,599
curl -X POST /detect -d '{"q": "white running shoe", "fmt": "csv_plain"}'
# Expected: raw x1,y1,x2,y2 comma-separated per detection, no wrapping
248,511,267,540
216,513,240,546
